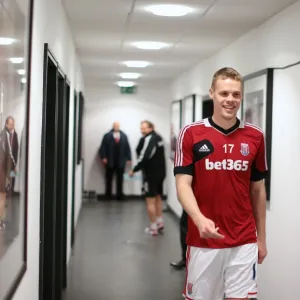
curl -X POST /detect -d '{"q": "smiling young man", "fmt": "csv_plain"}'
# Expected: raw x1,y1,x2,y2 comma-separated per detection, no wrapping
174,67,268,300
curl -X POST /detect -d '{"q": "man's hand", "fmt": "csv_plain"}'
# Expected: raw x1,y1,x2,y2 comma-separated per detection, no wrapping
257,239,267,264
128,170,134,177
197,217,225,239
102,158,108,164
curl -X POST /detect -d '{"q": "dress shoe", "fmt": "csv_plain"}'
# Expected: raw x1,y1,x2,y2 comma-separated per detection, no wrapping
169,259,186,270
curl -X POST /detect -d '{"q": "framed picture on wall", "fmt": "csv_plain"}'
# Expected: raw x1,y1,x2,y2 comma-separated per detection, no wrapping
242,68,274,201
0,0,34,299
182,94,195,126
170,100,182,161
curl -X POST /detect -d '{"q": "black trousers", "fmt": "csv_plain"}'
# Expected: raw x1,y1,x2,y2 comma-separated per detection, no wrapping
180,210,188,261
105,166,124,199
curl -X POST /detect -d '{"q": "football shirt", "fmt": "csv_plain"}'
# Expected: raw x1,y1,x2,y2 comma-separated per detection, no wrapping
174,117,268,248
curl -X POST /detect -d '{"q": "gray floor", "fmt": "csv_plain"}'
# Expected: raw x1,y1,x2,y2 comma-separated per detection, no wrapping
0,194,20,259
65,199,186,300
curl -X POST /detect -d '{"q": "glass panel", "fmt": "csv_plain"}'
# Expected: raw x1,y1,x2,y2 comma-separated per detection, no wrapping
0,0,31,298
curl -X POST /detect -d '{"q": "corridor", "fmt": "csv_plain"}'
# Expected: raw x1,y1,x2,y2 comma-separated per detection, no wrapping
65,199,185,300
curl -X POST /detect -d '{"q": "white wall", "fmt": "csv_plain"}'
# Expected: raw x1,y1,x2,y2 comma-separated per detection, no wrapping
83,84,170,196
12,0,84,299
168,1,300,299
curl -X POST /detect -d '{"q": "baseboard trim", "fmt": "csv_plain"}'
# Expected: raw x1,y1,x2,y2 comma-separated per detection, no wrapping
96,194,167,200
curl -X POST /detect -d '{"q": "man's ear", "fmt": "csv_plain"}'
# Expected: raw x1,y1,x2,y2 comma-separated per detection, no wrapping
209,88,213,99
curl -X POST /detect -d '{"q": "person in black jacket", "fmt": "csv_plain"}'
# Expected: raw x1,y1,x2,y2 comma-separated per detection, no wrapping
99,122,131,200
129,120,166,236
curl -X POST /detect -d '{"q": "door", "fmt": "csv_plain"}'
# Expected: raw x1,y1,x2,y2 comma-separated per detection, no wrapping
39,43,70,300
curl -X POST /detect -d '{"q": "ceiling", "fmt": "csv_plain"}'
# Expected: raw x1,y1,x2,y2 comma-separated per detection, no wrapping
62,0,297,88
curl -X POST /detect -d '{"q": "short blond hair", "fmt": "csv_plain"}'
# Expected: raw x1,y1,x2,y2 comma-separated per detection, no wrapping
211,67,242,90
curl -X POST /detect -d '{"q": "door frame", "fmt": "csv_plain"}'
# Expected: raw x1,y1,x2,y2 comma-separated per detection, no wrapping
39,43,70,300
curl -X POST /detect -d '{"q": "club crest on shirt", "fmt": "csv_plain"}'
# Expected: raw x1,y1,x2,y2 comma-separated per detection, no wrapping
240,143,250,156
187,283,193,295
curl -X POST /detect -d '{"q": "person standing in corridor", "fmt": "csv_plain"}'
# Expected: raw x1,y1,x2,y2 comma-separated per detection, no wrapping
99,121,131,200
129,120,166,236
174,67,268,299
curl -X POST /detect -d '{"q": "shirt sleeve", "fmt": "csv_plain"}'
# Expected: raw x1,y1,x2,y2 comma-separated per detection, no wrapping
250,133,268,181
173,126,194,176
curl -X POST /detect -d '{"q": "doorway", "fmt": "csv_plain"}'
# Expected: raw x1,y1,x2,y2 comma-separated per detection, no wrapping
39,44,71,300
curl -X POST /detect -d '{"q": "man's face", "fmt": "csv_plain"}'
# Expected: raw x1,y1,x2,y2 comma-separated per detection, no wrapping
209,78,242,121
140,122,152,136
113,122,120,131
6,119,14,132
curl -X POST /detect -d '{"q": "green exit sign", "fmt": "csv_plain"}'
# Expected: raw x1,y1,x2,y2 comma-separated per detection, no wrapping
120,86,137,94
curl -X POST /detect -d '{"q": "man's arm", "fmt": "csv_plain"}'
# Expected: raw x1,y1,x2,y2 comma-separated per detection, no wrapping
250,133,268,263
175,174,204,226
136,137,144,157
132,134,155,172
99,134,107,158
250,180,266,243
174,127,224,239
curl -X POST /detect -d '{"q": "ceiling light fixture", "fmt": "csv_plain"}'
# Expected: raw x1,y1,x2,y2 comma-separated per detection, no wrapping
0,37,15,45
21,77,26,84
145,4,194,17
119,72,141,79
10,57,24,64
17,69,26,75
117,81,136,87
132,41,169,50
123,61,150,68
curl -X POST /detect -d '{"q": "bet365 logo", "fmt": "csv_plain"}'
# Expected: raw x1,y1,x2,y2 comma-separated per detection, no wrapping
205,158,249,171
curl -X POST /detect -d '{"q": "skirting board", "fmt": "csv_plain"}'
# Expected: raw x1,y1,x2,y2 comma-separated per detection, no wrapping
96,194,167,200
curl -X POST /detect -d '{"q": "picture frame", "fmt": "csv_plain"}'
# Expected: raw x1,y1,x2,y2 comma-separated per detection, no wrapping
77,92,84,165
170,100,182,161
182,94,195,126
0,0,34,299
242,68,274,201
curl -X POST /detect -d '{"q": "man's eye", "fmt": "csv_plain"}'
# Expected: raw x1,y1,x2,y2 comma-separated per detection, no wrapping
233,93,241,98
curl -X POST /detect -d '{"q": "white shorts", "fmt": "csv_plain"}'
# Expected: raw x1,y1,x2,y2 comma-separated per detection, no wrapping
183,243,258,300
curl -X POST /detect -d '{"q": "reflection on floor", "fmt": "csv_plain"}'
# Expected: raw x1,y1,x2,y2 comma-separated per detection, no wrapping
0,194,20,259
64,199,185,300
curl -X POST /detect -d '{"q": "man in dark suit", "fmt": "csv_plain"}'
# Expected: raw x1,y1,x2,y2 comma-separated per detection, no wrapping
6,116,18,195
99,122,131,200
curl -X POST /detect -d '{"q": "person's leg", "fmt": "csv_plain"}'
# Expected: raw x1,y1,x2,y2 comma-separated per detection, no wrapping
105,166,114,198
155,180,164,231
143,179,158,236
0,192,6,229
116,167,125,200
170,210,188,269
180,210,188,261
183,246,225,300
225,243,258,300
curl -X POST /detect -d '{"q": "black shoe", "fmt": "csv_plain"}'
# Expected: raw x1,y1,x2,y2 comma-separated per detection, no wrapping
116,194,125,201
169,259,186,270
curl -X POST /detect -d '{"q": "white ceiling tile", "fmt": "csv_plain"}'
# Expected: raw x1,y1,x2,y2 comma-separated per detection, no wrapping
63,0,298,86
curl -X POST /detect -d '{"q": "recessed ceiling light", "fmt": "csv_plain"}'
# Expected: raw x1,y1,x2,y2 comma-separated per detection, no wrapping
119,73,141,79
132,41,169,50
10,57,24,64
17,69,26,75
145,4,194,17
123,61,151,68
117,81,136,87
0,37,15,45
